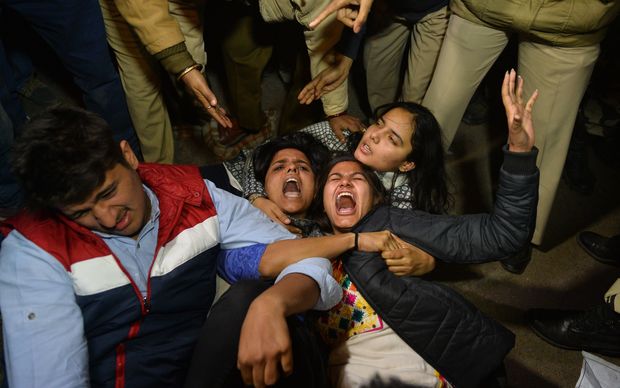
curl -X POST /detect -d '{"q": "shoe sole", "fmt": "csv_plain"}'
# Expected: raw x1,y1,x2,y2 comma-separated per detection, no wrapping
529,325,620,357
576,236,620,266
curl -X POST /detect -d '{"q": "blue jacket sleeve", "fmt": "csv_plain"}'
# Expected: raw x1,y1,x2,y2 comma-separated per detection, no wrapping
0,231,90,387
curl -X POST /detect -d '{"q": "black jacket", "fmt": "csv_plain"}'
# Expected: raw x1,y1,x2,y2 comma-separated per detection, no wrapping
343,147,539,387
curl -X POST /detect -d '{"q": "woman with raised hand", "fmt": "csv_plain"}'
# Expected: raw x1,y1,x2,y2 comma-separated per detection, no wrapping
308,70,539,387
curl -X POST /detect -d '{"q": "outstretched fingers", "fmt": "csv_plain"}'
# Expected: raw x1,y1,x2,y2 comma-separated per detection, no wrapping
516,75,524,106
298,81,317,105
502,69,538,152
525,89,539,115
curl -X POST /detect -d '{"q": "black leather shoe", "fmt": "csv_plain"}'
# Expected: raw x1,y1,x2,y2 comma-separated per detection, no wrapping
526,304,620,357
577,232,620,266
500,245,532,274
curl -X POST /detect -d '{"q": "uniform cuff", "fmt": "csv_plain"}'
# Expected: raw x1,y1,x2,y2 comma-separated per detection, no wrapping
155,42,196,75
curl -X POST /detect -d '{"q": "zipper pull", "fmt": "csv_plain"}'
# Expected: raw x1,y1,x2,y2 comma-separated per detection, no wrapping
143,297,151,314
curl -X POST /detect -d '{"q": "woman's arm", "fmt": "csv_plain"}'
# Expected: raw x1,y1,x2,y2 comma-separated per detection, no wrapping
359,71,540,263
259,231,400,277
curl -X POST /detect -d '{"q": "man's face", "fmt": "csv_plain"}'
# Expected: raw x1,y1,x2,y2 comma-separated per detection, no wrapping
323,161,375,233
264,148,316,218
60,142,149,238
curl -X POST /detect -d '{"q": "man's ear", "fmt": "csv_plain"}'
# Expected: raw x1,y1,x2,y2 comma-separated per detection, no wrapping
399,161,415,173
120,140,139,170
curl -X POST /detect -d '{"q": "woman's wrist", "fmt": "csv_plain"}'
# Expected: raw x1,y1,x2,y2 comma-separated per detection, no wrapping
347,232,356,250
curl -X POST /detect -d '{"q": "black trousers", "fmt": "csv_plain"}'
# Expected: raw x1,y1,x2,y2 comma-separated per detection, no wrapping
184,280,328,388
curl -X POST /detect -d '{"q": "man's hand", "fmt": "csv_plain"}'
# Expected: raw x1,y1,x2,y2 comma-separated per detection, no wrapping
237,273,320,387
252,197,302,236
309,0,374,33
298,54,353,105
237,292,292,388
329,114,365,143
501,69,538,153
181,68,233,128
382,236,435,276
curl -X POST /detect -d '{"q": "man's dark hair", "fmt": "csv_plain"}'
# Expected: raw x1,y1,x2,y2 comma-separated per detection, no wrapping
252,132,330,184
11,105,127,209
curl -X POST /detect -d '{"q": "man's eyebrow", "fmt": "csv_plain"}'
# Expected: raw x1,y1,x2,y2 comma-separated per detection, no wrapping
64,181,118,218
65,208,86,219
95,181,117,200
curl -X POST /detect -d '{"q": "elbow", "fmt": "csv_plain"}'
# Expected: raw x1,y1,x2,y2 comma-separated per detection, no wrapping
504,227,531,255
257,259,279,279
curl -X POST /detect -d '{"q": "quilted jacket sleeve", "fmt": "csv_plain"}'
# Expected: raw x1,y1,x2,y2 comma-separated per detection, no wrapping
374,146,539,263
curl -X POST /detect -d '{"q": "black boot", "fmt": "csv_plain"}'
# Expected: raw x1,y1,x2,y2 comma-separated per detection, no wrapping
500,244,532,275
577,232,620,266
526,303,620,357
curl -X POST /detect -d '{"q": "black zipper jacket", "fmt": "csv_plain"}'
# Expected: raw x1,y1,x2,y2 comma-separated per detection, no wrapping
343,146,539,387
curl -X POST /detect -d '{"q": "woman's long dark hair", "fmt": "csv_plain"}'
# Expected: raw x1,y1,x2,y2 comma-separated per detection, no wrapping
311,153,387,234
348,102,451,214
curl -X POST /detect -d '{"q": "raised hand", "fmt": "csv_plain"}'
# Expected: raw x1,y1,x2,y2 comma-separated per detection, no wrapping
309,0,374,33
501,69,538,153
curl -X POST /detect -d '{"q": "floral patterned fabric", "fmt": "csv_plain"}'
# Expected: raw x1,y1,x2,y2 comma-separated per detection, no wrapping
314,260,383,347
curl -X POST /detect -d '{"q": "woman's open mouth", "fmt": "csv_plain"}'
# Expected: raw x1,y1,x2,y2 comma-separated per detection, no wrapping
335,191,356,215
283,178,301,198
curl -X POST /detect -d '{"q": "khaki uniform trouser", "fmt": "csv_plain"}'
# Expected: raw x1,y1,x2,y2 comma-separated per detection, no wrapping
606,279,620,313
259,0,346,116
422,14,600,245
222,13,272,131
221,12,322,133
99,0,206,163
363,6,449,111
